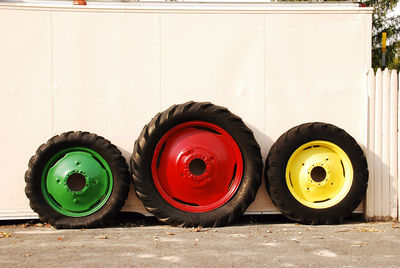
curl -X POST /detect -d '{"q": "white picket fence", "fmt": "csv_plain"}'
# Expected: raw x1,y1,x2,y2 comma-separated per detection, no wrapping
366,68,399,221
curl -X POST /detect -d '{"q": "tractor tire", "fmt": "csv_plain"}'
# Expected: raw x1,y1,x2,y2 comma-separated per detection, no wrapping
131,101,262,227
265,122,368,224
25,131,130,229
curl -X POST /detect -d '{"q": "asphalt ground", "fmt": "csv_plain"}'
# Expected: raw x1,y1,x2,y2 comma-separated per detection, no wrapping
1,213,399,267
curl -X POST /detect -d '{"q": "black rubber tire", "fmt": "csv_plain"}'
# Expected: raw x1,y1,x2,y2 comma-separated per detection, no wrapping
25,131,130,229
131,101,262,227
265,122,368,224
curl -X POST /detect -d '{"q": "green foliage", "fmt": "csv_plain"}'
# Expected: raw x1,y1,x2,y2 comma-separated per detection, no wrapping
365,0,400,70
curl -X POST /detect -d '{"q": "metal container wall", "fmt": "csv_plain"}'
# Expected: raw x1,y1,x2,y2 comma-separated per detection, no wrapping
0,1,373,219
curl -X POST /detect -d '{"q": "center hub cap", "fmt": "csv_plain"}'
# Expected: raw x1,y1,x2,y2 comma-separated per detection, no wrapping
179,148,215,187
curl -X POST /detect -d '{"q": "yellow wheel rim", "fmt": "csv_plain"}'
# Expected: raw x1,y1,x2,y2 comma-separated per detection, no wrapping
285,140,353,209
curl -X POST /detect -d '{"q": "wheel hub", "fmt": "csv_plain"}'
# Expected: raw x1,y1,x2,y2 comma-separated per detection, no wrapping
303,161,332,192
179,148,215,187
65,171,89,194
310,166,327,183
188,158,207,176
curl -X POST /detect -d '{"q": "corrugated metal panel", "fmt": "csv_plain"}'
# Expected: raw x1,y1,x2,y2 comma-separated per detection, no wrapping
366,69,399,221
389,70,398,219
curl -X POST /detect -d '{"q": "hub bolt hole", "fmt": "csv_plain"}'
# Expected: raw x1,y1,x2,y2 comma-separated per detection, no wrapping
310,166,326,183
67,173,86,192
189,158,207,176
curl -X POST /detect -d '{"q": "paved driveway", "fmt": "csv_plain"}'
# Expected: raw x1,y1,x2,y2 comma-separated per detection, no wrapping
1,214,399,267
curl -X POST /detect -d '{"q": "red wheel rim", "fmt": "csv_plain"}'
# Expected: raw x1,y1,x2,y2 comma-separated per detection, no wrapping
151,121,244,213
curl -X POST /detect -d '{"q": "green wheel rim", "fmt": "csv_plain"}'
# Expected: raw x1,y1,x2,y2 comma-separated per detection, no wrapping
41,147,113,217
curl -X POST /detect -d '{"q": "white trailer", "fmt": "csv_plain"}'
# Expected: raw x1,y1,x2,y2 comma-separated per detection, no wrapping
0,0,375,225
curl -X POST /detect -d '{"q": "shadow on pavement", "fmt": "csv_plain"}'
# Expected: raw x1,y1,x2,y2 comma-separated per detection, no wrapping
0,212,366,228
